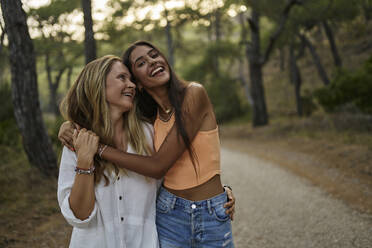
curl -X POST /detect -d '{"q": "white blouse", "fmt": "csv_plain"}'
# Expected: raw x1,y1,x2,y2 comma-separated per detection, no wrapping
57,123,160,248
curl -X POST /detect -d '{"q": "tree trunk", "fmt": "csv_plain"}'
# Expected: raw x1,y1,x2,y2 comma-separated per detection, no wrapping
66,66,73,89
238,12,253,106
246,9,268,126
45,53,65,116
289,43,303,116
164,8,174,68
300,34,330,85
1,0,57,177
81,0,96,64
322,20,342,68
238,58,253,106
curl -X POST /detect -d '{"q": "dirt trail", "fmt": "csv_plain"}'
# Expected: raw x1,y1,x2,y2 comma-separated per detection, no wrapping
221,147,372,248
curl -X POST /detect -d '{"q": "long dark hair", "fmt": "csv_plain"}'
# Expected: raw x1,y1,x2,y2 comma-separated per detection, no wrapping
122,41,197,171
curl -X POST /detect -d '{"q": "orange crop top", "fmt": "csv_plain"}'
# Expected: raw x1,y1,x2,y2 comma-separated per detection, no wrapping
154,112,221,190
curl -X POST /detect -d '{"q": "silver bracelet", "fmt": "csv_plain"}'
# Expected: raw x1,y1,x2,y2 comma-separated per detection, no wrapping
98,144,108,158
75,165,95,175
223,184,232,191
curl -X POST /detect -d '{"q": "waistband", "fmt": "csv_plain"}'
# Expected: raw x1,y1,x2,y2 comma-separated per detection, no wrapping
157,186,227,211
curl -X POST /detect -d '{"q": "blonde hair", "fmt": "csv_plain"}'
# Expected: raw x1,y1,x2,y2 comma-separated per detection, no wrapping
60,55,152,185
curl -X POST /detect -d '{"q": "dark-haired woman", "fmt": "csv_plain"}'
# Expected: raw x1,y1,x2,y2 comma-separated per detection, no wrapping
59,41,235,248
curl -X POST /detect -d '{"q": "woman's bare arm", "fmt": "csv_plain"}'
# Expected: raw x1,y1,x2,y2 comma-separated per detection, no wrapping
68,129,98,220
101,84,212,179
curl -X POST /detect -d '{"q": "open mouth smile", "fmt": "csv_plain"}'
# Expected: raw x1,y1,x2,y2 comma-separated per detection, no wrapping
121,91,135,98
150,66,165,77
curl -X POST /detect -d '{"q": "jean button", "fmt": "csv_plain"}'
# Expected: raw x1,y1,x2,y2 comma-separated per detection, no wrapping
191,204,196,209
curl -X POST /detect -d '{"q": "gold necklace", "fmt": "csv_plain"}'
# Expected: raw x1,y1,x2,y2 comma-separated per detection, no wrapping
159,107,175,122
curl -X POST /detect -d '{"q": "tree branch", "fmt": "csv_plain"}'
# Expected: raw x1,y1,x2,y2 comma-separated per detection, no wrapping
261,0,301,65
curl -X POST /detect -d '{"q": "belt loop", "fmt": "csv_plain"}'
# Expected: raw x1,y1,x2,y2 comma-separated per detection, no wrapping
170,196,177,210
207,200,212,215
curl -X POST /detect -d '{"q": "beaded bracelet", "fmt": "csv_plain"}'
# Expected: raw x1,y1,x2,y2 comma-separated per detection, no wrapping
75,165,95,175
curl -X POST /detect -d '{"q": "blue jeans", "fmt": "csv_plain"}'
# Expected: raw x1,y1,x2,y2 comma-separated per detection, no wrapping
156,186,234,248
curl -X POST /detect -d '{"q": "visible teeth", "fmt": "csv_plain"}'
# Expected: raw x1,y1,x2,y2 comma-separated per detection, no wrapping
151,67,164,77
122,92,132,97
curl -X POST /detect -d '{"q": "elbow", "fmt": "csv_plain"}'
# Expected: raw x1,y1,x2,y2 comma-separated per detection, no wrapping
71,208,93,221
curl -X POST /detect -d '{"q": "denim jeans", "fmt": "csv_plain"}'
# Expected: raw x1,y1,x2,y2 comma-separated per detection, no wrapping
156,186,234,248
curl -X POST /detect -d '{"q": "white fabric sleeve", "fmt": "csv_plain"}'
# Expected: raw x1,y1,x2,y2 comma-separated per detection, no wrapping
57,146,98,228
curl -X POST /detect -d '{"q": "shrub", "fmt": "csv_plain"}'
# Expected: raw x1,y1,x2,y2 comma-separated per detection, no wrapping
314,56,372,114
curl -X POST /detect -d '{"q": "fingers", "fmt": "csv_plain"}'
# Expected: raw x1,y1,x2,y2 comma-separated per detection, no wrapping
224,187,236,221
74,122,81,131
224,201,235,221
58,121,77,151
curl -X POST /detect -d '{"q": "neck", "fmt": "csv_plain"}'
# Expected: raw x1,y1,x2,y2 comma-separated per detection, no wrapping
146,85,172,113
110,108,126,149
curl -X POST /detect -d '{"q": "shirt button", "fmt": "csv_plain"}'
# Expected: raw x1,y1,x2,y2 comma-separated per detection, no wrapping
121,217,124,221
119,196,122,200
191,204,196,209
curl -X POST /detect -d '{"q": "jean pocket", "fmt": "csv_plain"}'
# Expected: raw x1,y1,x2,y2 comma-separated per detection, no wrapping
156,198,170,214
212,204,230,222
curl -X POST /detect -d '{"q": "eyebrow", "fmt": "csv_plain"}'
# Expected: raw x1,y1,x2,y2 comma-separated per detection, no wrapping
117,72,130,77
134,48,155,65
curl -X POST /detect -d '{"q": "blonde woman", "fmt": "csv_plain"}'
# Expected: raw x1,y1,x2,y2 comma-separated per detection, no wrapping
57,55,159,248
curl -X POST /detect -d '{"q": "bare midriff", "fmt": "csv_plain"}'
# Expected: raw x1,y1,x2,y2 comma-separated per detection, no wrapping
154,113,224,201
165,174,224,201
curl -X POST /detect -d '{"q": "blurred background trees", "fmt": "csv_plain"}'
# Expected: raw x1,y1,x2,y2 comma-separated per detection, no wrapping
0,0,371,174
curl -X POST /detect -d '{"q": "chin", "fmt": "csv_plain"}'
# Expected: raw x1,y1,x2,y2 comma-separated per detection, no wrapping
121,104,133,113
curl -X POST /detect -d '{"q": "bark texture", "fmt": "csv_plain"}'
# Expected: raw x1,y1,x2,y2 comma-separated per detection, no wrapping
1,0,57,176
81,0,96,64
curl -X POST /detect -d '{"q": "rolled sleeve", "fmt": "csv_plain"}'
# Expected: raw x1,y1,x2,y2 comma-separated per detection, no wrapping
60,192,98,228
57,147,98,228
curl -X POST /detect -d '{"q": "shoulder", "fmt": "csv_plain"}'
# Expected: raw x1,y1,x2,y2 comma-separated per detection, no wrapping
184,82,209,106
186,82,207,96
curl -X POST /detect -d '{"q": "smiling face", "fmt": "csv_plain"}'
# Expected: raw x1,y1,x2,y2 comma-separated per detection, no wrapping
105,61,136,113
130,45,170,90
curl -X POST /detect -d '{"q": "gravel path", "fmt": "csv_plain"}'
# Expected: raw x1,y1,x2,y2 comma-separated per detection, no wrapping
221,147,372,248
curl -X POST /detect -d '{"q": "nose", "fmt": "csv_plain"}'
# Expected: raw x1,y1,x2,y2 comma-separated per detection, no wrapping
127,79,136,89
148,56,157,66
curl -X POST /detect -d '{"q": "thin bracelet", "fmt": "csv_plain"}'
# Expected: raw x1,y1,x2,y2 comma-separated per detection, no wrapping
75,165,95,175
223,184,232,191
98,144,107,158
